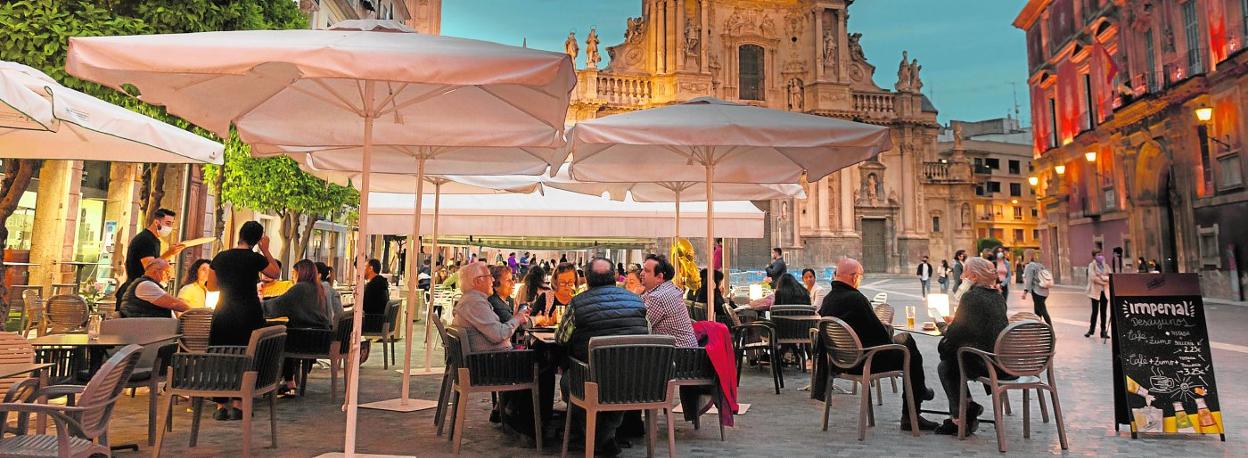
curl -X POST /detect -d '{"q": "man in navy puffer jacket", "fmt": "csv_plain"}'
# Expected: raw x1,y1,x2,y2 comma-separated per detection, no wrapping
556,257,649,456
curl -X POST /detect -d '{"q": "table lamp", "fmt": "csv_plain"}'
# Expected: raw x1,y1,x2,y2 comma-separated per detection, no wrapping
749,283,764,301
205,291,220,310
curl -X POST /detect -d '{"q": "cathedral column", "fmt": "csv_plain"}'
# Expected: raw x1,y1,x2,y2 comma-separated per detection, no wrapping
667,0,678,74
645,0,657,73
675,0,685,72
818,177,831,232
813,7,824,81
699,0,709,74
836,7,849,81
839,169,855,235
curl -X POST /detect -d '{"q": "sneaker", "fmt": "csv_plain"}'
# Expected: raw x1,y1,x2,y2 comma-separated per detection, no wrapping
212,407,230,421
900,415,940,431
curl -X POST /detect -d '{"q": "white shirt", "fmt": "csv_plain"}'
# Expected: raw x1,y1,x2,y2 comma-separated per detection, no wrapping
808,283,828,307
919,262,931,281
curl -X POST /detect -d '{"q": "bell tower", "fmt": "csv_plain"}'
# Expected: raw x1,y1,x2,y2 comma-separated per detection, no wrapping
405,0,441,35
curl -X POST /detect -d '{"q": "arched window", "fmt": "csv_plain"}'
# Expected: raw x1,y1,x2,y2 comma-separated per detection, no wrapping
738,45,765,101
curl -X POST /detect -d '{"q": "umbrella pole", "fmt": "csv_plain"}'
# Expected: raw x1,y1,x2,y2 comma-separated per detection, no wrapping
344,81,375,457
424,182,442,376
673,188,681,251
705,163,716,322
401,157,426,403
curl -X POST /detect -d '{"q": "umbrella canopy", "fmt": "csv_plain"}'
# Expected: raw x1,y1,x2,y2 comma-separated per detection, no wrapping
306,167,544,195
543,163,805,202
365,188,765,238
0,61,222,163
66,20,575,454
566,97,891,184
566,97,891,321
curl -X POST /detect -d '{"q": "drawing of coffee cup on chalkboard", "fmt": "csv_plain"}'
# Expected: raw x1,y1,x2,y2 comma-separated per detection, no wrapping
1151,373,1176,392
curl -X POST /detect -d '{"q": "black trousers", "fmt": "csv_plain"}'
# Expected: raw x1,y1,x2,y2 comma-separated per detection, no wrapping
1088,291,1108,333
1032,293,1053,326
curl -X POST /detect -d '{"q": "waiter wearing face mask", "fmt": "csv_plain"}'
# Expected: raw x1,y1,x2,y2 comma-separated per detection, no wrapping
115,208,186,310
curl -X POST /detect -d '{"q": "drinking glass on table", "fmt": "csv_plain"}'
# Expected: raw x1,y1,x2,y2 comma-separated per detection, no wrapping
904,306,916,329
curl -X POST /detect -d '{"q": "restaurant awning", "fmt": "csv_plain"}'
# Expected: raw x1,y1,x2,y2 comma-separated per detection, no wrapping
364,188,765,238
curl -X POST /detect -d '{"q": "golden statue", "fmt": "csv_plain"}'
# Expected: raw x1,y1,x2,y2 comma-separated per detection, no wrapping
670,237,700,293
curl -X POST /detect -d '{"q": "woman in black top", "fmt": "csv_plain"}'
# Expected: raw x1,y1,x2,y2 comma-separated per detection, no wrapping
265,259,330,395
772,273,811,306
206,221,279,419
693,268,734,324
532,263,577,317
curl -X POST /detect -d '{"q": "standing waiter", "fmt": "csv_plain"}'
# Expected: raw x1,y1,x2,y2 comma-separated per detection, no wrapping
115,208,185,310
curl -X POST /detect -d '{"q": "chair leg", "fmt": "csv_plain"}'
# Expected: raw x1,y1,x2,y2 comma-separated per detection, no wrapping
299,360,310,397
645,409,656,458
190,397,204,447
269,392,279,448
1023,389,1032,439
665,407,676,458
530,386,543,451
875,377,883,406
1003,390,1013,416
821,377,833,431
866,385,875,427
435,371,452,435
857,376,870,441
452,390,469,455
153,391,176,458
992,387,1006,453
1049,387,1069,450
379,341,388,370
446,390,459,443
956,383,968,440
902,373,919,437
148,380,158,446
1037,388,1050,423
584,407,597,458
890,376,898,394
242,394,254,457
560,403,572,458
330,356,340,404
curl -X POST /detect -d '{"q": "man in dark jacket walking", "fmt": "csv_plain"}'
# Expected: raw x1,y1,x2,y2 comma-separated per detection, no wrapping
556,257,649,455
764,247,787,288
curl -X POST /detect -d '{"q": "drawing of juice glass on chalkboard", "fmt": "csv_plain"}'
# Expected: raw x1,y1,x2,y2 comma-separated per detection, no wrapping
1110,273,1225,440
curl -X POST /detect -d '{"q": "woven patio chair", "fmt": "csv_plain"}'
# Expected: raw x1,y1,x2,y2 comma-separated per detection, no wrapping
672,346,725,439
818,317,920,441
43,295,88,334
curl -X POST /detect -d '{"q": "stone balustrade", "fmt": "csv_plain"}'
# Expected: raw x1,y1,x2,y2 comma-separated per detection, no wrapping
853,91,895,115
595,74,653,106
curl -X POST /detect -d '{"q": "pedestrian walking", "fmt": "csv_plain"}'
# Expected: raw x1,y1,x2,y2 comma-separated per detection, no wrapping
1020,249,1053,326
993,248,1011,299
916,256,933,298
938,259,950,293
950,250,966,298
1085,249,1110,338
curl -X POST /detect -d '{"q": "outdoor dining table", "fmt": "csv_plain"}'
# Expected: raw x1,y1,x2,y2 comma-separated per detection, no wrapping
28,332,180,376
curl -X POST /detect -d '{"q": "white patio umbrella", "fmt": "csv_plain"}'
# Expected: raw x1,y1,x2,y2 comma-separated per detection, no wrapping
566,97,891,320
0,61,222,163
305,167,544,377
67,20,573,455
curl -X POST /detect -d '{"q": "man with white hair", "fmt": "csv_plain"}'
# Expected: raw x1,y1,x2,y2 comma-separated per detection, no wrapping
451,261,529,352
120,258,191,318
817,258,937,431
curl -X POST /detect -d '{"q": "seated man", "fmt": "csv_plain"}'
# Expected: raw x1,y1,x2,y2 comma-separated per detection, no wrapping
818,258,937,431
934,257,1010,435
120,258,191,318
640,254,697,348
361,258,389,316
556,257,649,456
451,261,529,353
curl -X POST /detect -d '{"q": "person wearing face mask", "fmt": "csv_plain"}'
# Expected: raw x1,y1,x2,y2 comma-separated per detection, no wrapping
120,258,191,318
816,258,938,430
993,248,1012,299
1085,249,1111,338
116,208,186,311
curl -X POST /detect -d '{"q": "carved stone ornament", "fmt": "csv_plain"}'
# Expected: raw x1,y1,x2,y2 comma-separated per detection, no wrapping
760,14,777,36
848,33,866,62
585,28,601,69
785,9,805,37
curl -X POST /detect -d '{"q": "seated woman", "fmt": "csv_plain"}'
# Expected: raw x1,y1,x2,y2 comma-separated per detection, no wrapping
747,273,810,310
315,262,344,319
934,257,1010,435
177,258,212,311
532,262,577,319
692,268,734,324
264,259,332,396
514,265,549,309
623,267,644,295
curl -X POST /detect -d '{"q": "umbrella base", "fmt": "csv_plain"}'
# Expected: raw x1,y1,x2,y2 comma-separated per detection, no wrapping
315,453,414,458
358,397,438,412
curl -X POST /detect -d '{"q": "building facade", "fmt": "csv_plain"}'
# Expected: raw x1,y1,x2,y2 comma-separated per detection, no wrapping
566,0,976,273
303,0,440,33
1015,0,1248,300
937,118,1041,252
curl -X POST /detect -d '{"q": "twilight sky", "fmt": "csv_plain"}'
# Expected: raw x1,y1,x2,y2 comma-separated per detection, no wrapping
442,0,1030,125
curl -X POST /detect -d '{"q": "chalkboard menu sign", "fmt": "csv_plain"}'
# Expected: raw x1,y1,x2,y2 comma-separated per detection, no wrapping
1110,273,1225,440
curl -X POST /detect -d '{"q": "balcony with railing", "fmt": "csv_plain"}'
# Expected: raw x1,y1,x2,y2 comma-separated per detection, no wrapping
595,74,653,106
921,161,974,184
852,92,895,116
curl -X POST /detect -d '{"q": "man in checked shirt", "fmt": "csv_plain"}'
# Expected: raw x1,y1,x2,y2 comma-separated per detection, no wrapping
640,254,697,347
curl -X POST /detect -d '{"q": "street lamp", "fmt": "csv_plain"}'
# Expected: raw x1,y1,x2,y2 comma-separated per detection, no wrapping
1028,176,1039,186
1055,164,1066,175
1085,151,1097,162
1195,105,1214,123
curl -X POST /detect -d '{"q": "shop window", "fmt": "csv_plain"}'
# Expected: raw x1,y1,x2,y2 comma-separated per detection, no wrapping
1009,160,1021,175
738,45,765,101
1197,225,1220,267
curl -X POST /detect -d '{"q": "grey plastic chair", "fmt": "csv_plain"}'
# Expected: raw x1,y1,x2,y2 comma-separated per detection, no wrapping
956,321,1068,452
0,344,141,457
818,317,919,441
177,308,214,353
444,326,540,455
561,335,678,458
362,300,401,369
100,317,179,446
868,303,900,401
673,346,725,439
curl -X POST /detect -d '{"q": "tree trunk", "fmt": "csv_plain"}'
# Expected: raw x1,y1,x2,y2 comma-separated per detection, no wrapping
279,210,300,278
297,214,319,260
212,163,227,253
0,160,41,313
143,163,168,223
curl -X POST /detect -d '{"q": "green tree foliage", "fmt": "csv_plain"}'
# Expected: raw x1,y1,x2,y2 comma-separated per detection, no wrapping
976,237,1004,255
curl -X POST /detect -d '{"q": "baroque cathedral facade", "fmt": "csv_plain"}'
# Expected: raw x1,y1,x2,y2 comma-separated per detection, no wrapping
566,0,977,272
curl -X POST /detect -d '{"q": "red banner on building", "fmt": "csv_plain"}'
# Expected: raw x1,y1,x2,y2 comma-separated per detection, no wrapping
1209,0,1228,64
1057,60,1080,144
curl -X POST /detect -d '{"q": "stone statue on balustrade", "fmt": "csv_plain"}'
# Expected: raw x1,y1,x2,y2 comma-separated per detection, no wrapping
910,58,923,93
895,51,912,92
787,79,804,111
565,31,578,61
585,28,601,69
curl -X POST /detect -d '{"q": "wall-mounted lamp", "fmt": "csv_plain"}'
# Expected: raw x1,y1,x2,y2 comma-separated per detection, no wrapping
1055,164,1067,175
1028,176,1039,186
1195,105,1214,123
1085,151,1097,162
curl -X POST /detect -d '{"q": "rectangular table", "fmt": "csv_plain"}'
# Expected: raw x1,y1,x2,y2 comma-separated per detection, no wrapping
30,333,180,376
0,362,54,379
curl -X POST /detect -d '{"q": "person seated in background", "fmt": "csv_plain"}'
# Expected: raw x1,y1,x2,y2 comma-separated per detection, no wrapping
315,262,344,319
451,261,528,353
515,265,550,308
818,258,937,431
121,258,191,318
442,261,461,291
747,273,810,311
361,258,389,316
934,257,1010,435
693,268,733,322
177,258,212,310
487,265,517,324
640,254,696,347
556,258,650,456
264,259,332,397
623,267,645,295
532,263,577,318
802,268,828,306
258,259,293,298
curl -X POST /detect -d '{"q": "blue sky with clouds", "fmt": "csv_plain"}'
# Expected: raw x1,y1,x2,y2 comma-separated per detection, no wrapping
442,0,1029,125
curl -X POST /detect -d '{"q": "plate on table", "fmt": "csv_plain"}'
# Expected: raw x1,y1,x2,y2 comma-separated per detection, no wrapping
529,326,556,332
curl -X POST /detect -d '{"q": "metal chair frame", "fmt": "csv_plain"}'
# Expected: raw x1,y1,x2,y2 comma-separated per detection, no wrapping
818,317,919,441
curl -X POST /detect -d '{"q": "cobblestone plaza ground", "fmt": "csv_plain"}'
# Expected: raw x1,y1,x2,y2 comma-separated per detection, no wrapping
102,277,1245,457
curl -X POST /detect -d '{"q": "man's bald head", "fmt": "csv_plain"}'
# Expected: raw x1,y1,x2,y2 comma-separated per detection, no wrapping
586,257,616,288
834,258,864,287
143,258,172,282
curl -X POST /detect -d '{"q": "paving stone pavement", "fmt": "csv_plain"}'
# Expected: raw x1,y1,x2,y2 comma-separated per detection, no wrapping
95,281,1243,457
